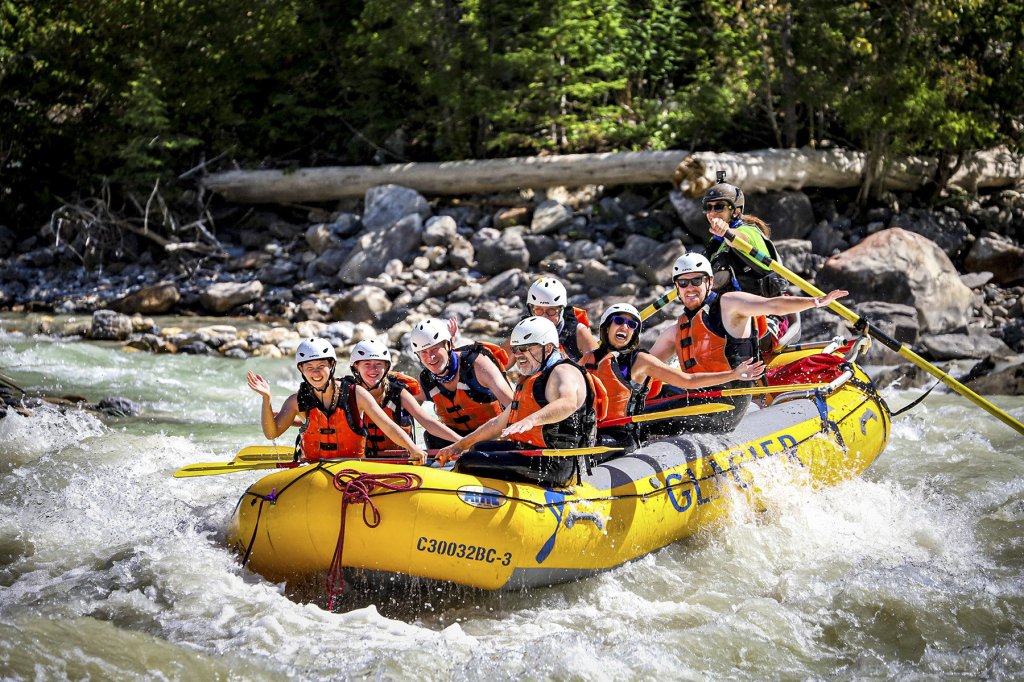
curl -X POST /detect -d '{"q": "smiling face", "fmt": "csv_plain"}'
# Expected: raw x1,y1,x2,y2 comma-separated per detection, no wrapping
605,314,640,350
674,273,711,311
510,343,547,376
352,359,389,387
415,341,450,376
299,359,334,390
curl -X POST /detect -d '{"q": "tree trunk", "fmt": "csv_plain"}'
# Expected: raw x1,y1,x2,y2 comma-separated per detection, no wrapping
201,148,1024,204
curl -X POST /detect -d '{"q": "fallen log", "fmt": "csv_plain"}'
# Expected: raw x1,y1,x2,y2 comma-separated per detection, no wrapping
202,148,1024,204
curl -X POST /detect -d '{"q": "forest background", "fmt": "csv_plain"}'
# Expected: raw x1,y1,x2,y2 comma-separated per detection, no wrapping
2,0,1023,239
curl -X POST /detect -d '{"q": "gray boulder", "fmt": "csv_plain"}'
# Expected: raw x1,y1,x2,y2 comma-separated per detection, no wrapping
745,191,816,241
964,235,1024,284
472,228,530,275
816,228,973,334
339,213,424,283
89,310,133,341
610,235,686,285
362,185,431,232
200,280,264,314
330,285,392,323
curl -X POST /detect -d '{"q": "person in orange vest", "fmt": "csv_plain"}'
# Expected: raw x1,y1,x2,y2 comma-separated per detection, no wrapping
501,276,598,366
582,302,763,449
245,338,427,463
347,338,461,457
408,318,514,448
436,316,604,486
648,253,847,430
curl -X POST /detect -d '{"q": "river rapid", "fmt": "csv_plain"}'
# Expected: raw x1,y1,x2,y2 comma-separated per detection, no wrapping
1,317,1023,681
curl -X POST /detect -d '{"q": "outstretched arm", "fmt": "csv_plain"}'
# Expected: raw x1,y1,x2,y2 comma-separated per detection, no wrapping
501,365,586,439
720,289,848,338
400,390,460,443
247,370,300,438
648,325,679,364
435,408,512,465
576,323,600,355
355,386,428,464
632,354,764,390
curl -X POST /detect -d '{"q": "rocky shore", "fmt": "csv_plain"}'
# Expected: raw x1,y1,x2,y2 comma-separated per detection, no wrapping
1,182,1022,397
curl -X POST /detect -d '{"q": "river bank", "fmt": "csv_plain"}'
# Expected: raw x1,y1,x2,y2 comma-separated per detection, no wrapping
1,182,1022,397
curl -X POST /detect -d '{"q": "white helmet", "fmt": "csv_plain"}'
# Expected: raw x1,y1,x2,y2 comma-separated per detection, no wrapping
672,253,713,280
527,277,567,307
599,303,641,328
510,316,559,348
409,318,452,353
350,339,392,366
295,338,337,366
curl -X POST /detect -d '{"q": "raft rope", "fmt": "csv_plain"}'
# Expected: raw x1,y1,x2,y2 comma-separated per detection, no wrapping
325,469,423,609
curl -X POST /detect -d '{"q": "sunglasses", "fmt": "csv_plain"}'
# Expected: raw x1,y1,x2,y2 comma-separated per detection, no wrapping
609,314,639,330
511,343,540,355
703,202,733,213
674,275,708,288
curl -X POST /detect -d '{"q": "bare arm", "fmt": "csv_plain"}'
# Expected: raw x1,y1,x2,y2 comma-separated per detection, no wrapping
247,370,300,439
400,389,460,443
720,289,848,338
632,353,764,389
472,354,514,407
435,407,512,464
648,325,678,364
354,386,428,463
501,364,586,438
576,322,600,355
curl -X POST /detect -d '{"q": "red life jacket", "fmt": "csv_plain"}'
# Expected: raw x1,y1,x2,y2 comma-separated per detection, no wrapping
507,358,606,448
297,378,367,461
675,293,759,375
581,348,660,420
420,342,509,435
364,372,419,456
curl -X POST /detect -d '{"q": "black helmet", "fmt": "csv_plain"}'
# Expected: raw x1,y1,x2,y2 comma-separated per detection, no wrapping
702,183,744,213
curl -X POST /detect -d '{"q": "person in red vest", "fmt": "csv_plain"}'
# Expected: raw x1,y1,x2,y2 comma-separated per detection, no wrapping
245,338,427,463
436,316,604,486
582,302,762,449
348,338,460,456
409,317,514,448
647,253,847,431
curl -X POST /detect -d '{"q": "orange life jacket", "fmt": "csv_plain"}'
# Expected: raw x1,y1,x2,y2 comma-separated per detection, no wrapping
420,343,509,435
297,378,367,461
581,348,661,421
363,372,419,456
675,293,759,375
507,358,606,448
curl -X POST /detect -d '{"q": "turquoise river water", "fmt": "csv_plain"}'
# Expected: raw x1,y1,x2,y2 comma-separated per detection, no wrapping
1,316,1022,680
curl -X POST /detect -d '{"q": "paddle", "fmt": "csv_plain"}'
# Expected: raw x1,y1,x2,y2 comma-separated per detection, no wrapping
514,445,623,458
721,231,1024,436
234,444,295,461
598,402,734,428
638,288,679,321
173,455,420,478
644,382,831,408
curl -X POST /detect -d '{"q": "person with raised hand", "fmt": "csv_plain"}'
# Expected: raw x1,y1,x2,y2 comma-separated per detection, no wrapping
409,318,513,448
647,254,847,430
246,338,428,464
582,303,763,450
348,338,461,456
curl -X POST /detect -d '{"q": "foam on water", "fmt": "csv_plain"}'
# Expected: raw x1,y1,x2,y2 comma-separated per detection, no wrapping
1,331,1023,679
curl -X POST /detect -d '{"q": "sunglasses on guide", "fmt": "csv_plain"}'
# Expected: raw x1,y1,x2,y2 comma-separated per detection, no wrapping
703,202,732,213
674,275,707,288
609,315,639,330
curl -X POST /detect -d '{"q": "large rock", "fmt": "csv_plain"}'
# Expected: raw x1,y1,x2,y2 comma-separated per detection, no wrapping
530,200,573,235
89,310,133,341
200,280,264,313
816,228,973,334
837,301,920,365
610,235,686,285
111,282,180,315
362,184,431,232
471,228,530,275
918,331,1015,361
330,285,392,323
338,213,424,283
745,191,816,241
964,236,1024,284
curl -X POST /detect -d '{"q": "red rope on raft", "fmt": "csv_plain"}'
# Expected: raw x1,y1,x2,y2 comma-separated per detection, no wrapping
325,469,423,609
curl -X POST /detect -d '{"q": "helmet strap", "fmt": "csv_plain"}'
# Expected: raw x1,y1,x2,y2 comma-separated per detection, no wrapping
430,350,460,383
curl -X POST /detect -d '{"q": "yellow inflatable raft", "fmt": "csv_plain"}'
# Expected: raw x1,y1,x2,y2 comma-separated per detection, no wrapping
227,337,890,591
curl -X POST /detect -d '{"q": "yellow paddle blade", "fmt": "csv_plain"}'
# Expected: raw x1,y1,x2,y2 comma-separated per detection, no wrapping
234,445,295,462
628,402,735,424
531,446,623,458
173,460,299,478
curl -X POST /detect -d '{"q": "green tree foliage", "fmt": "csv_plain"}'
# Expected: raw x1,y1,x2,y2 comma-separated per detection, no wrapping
1,0,1023,230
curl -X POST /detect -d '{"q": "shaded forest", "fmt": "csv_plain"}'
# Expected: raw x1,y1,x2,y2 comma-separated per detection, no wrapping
2,0,1022,236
